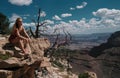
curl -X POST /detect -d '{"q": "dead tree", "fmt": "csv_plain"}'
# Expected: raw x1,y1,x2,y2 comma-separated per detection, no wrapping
56,29,71,48
30,8,47,38
44,28,72,58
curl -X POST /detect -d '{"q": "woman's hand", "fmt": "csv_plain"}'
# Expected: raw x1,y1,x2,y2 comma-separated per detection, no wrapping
28,38,31,43
25,38,31,43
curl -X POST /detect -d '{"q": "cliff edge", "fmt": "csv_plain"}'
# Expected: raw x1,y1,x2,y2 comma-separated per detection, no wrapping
89,31,120,78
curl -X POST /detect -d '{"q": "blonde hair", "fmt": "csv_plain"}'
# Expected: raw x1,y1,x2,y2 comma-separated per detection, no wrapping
15,18,22,28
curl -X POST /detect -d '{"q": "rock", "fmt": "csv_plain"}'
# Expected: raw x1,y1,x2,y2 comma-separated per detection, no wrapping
0,70,13,78
85,71,97,78
0,38,52,78
29,38,50,57
40,61,51,67
108,31,120,46
0,37,6,40
13,64,35,78
0,57,22,69
89,31,120,78
0,37,78,78
5,50,14,56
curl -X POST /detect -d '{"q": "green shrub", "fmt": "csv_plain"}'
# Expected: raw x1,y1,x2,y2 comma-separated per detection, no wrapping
0,53,11,60
52,61,64,68
0,12,10,34
78,73,90,78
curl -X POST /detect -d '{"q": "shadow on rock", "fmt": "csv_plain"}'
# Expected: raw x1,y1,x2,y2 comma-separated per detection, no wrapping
2,43,24,58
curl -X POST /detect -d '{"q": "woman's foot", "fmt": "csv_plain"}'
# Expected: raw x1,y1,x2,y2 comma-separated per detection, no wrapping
21,49,27,55
25,48,31,54
25,49,29,54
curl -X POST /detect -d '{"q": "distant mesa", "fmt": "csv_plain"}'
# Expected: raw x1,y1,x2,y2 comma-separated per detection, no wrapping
89,31,120,57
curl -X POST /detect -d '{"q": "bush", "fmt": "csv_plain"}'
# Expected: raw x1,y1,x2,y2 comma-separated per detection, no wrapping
0,12,10,34
0,53,11,60
78,73,90,78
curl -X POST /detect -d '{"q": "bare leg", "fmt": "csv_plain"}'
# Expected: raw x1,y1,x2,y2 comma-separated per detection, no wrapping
23,40,31,54
11,37,26,54
19,39,26,53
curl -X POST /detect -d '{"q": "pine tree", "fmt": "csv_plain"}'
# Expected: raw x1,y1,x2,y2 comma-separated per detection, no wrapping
0,12,10,34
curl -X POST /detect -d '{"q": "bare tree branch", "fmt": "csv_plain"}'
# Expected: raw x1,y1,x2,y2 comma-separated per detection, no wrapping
31,19,37,26
29,27,36,38
67,31,72,41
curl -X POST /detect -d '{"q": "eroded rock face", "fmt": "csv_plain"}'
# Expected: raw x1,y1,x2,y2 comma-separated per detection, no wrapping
0,36,79,78
108,31,120,46
30,38,50,57
0,38,51,78
0,57,22,69
89,31,120,78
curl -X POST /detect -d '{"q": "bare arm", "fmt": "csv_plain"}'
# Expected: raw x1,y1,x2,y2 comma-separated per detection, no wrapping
22,27,30,38
15,29,27,40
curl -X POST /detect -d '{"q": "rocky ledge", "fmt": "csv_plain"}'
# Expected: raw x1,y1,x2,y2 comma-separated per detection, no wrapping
0,37,78,78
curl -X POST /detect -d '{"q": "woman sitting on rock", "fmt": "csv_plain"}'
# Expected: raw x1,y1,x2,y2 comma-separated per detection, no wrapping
9,18,31,54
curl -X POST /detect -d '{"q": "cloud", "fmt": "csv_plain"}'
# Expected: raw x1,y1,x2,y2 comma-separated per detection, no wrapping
76,2,87,9
9,13,34,27
40,11,46,17
45,20,54,24
61,13,72,18
52,15,62,20
10,8,120,34
45,18,90,34
8,0,32,6
69,2,87,11
9,13,21,22
23,17,27,19
69,18,90,28
92,8,120,27
70,7,75,10
22,14,30,17
93,8,120,19
47,8,120,34
23,22,35,27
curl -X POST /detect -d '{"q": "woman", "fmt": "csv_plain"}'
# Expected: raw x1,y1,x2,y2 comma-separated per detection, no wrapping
9,18,31,54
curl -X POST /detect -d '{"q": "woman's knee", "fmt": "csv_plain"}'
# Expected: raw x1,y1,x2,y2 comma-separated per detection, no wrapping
18,39,23,43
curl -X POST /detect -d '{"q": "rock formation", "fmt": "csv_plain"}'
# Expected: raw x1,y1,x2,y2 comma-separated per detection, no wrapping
0,37,51,78
89,31,120,78
0,36,78,78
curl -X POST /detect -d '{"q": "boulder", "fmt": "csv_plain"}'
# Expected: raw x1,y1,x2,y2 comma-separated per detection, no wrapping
0,70,13,78
0,57,22,69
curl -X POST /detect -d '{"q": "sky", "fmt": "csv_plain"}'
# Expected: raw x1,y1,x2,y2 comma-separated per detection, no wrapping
0,0,120,34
